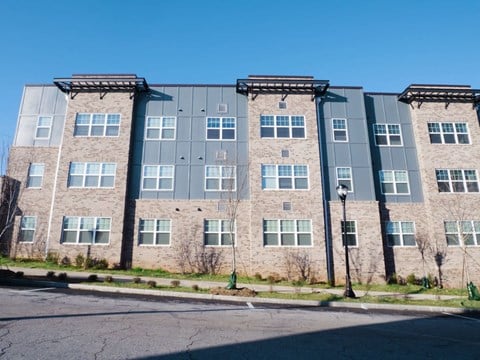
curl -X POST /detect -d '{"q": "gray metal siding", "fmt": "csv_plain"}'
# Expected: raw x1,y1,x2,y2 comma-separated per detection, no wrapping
318,88,377,201
14,85,66,147
131,85,248,200
365,94,423,203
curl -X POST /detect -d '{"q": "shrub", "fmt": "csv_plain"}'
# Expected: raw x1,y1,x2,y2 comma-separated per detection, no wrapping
254,273,263,281
192,284,199,291
92,258,109,270
170,280,180,288
46,271,55,279
84,257,95,269
87,274,98,282
46,252,59,264
104,275,114,283
57,272,68,281
147,280,157,288
406,273,417,285
15,271,24,278
386,273,398,285
75,254,85,268
132,277,142,284
60,256,71,266
309,276,318,285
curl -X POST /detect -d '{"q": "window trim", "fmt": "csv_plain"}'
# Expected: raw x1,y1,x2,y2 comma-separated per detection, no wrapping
74,113,121,137
261,164,310,190
144,116,176,140
27,163,45,189
205,165,236,191
138,218,171,246
263,219,313,247
435,169,479,193
19,216,36,243
379,170,410,195
204,219,236,247
427,121,470,145
444,220,480,247
336,167,353,192
68,162,117,189
35,116,52,140
332,118,348,142
373,124,403,146
260,114,306,139
141,165,175,191
341,220,358,247
386,221,416,247
206,117,236,141
61,216,111,245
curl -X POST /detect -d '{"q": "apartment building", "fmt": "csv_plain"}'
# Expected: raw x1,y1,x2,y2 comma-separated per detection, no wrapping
3,74,480,287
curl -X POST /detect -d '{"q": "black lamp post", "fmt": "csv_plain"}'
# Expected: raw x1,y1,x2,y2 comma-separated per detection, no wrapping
336,184,356,298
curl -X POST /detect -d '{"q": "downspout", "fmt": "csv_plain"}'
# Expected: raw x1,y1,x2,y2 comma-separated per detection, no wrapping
315,96,335,286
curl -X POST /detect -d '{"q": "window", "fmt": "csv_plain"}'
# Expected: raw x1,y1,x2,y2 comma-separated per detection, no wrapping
436,169,479,193
332,118,348,142
205,166,236,191
27,163,44,188
19,216,36,242
35,116,52,139
74,113,121,137
428,122,470,144
373,124,402,146
142,165,174,190
260,115,305,138
139,219,171,245
68,162,116,188
204,219,235,246
206,117,236,140
263,219,312,246
62,216,111,244
379,170,410,194
445,220,480,246
336,167,353,191
145,116,176,140
262,164,309,190
386,221,416,246
341,220,357,246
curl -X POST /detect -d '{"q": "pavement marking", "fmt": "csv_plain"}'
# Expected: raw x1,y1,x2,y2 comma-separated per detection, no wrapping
10,288,56,293
442,312,480,322
247,302,255,309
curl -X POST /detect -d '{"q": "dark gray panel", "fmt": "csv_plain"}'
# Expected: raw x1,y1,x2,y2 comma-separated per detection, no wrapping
333,144,351,164
350,144,371,167
348,118,368,143
178,87,193,116
176,141,191,162
206,87,222,116
191,142,205,165
383,96,400,123
174,165,189,199
205,142,223,163
159,142,176,163
176,116,191,141
143,142,160,164
237,141,249,164
189,165,205,198
161,87,179,115
391,149,407,168
402,124,416,147
193,87,207,116
191,116,205,141
344,88,366,119
352,167,376,200
221,87,237,116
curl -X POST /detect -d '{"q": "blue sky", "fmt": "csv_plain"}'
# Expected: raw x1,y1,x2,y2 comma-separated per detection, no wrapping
0,0,478,146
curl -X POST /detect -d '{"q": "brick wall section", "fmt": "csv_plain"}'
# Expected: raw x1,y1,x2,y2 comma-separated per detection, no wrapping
246,93,327,281
7,147,60,258
409,101,480,287
46,91,134,265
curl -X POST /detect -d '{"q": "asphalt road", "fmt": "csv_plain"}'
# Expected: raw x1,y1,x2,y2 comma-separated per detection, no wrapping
1,286,480,359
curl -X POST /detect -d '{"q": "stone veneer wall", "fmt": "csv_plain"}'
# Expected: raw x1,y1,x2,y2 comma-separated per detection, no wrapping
46,91,134,265
409,101,480,287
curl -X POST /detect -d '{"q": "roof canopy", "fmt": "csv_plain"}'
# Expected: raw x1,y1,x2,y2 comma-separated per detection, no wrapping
398,84,480,107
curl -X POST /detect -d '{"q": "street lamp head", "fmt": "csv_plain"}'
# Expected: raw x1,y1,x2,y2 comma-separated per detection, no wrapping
336,184,348,201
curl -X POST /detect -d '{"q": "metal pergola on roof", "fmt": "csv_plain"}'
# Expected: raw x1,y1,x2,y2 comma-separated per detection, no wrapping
236,76,330,101
53,74,149,99
398,85,480,108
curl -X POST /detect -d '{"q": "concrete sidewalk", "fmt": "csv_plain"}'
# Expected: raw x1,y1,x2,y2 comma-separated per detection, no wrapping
2,266,473,314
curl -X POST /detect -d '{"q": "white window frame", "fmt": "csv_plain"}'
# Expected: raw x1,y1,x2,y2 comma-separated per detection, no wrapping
373,124,403,146
74,113,121,137
138,219,171,246
436,169,479,193
27,163,45,188
428,122,470,144
61,216,111,245
336,167,353,192
341,220,358,247
19,216,36,243
379,170,410,195
386,221,416,247
260,115,306,139
145,116,176,140
35,116,52,139
205,165,236,191
261,164,309,190
332,118,348,142
263,219,312,247
204,219,235,246
206,117,236,140
68,162,116,188
141,165,174,191
445,220,480,247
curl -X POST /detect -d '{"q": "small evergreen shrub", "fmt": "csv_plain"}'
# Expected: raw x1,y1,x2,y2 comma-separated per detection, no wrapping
132,277,142,284
192,284,199,291
406,273,417,285
254,273,263,281
104,275,114,283
147,280,156,288
57,272,68,281
170,280,180,288
46,252,59,264
87,274,98,282
75,254,85,268
60,256,71,266
46,271,55,279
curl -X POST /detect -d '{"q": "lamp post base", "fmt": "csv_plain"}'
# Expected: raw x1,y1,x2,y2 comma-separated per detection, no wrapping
344,280,356,298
